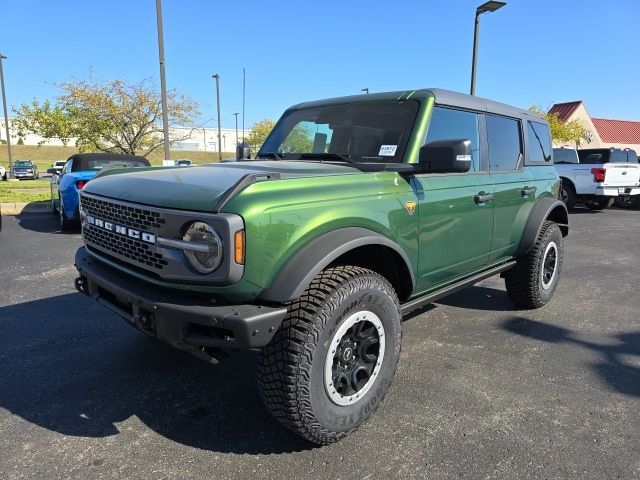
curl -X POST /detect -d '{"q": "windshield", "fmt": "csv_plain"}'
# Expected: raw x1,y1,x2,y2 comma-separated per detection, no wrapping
14,161,33,167
55,161,66,167
259,100,419,163
81,158,150,171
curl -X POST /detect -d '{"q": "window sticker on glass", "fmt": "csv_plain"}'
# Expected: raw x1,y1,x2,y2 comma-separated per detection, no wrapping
379,145,398,156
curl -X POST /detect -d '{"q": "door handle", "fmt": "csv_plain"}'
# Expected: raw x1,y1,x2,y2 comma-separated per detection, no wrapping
521,186,537,197
474,193,494,204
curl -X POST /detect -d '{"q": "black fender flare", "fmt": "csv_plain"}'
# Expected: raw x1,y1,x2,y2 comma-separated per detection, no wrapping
259,227,415,303
515,197,569,256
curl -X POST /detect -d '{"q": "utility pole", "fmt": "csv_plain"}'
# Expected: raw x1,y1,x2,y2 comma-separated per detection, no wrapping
155,0,171,160
212,74,222,161
234,112,239,145
0,54,13,178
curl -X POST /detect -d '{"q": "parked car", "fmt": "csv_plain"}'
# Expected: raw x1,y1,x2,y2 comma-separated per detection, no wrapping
50,160,67,175
11,160,39,180
0,163,6,180
50,153,151,230
73,88,568,445
554,147,640,210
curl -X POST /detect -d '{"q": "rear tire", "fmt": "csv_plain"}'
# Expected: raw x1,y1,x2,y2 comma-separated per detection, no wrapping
59,200,75,231
257,266,402,445
561,182,576,211
585,198,610,210
505,221,564,309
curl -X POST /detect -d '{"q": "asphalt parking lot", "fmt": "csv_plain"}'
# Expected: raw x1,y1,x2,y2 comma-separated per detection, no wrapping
1,208,639,480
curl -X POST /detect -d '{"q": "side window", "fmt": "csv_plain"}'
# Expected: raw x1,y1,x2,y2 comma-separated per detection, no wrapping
62,160,72,174
486,115,522,172
425,106,481,171
527,121,552,162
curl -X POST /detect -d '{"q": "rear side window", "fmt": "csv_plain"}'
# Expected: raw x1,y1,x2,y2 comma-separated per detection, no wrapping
527,121,552,163
486,115,522,172
426,106,481,171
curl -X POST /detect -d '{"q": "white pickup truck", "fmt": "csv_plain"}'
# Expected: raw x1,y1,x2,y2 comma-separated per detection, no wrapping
554,147,640,210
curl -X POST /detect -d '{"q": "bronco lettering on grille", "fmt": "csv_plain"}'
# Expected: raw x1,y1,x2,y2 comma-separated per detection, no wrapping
84,214,156,245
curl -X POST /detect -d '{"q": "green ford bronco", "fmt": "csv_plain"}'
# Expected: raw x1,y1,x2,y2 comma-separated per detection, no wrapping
74,88,568,444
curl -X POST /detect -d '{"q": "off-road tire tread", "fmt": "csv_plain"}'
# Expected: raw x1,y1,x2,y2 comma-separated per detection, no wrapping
257,265,400,445
505,220,562,309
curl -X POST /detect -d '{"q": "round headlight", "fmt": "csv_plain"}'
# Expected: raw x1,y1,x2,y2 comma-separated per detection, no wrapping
182,222,223,273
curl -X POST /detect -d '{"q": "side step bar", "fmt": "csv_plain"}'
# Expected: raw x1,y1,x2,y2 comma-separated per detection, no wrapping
400,261,516,316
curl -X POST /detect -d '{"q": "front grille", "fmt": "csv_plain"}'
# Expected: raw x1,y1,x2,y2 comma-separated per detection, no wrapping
81,195,166,229
81,194,168,270
84,225,168,269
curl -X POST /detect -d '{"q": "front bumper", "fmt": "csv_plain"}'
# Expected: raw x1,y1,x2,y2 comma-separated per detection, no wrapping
596,186,640,197
74,247,287,354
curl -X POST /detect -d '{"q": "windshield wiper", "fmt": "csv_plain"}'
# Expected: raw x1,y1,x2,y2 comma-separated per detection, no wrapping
259,151,283,160
297,153,357,164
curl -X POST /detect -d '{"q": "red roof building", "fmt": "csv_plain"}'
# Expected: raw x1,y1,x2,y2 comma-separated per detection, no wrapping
547,101,640,153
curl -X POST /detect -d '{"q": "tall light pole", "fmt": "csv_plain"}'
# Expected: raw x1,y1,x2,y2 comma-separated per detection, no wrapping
212,74,222,161
233,112,239,145
0,54,13,179
361,87,369,94
470,1,506,96
155,0,171,161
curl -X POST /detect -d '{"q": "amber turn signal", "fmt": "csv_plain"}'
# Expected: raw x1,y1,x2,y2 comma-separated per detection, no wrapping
234,230,245,264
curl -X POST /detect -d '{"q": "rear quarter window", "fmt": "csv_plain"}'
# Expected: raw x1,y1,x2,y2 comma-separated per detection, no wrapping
526,121,552,163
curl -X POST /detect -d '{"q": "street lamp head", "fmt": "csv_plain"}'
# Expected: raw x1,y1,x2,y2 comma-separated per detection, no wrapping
476,1,506,14
212,73,220,79
0,55,6,60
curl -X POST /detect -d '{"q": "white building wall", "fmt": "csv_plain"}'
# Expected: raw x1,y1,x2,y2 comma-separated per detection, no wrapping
0,119,249,152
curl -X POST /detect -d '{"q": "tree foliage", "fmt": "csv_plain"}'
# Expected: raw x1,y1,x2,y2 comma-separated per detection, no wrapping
12,78,199,156
529,105,593,147
246,119,275,153
281,124,314,152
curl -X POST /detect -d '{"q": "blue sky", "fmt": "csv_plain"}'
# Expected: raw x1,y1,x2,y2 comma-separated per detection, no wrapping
1,0,638,128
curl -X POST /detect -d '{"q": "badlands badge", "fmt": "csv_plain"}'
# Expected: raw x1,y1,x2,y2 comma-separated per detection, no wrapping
405,201,416,215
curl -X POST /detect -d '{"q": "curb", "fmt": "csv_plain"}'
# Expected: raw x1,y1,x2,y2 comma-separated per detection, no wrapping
0,202,51,215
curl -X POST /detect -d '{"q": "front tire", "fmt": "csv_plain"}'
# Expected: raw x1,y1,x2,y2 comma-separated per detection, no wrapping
505,221,564,309
257,266,402,445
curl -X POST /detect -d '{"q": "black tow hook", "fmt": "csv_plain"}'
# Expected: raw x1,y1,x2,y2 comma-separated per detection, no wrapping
75,276,89,295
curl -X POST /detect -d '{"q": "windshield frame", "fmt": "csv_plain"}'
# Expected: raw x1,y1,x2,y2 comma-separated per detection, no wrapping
258,99,421,166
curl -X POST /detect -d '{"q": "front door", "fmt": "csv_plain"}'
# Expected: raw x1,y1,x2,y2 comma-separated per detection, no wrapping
413,106,494,292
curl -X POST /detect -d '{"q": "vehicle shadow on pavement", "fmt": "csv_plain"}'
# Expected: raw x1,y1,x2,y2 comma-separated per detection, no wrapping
435,285,515,312
15,212,80,235
0,293,313,454
502,317,640,398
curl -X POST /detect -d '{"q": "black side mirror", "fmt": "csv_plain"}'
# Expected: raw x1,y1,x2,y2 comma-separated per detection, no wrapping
419,139,472,173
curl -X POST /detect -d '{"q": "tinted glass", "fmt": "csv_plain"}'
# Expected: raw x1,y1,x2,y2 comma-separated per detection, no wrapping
552,148,579,164
425,106,481,171
487,115,522,171
14,161,33,167
260,100,419,163
527,121,552,162
578,149,611,164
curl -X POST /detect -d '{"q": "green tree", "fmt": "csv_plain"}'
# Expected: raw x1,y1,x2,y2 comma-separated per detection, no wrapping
16,136,24,145
281,123,314,152
529,105,592,147
246,119,276,153
13,78,199,156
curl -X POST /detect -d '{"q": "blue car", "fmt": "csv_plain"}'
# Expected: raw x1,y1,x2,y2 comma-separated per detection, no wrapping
50,153,150,230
